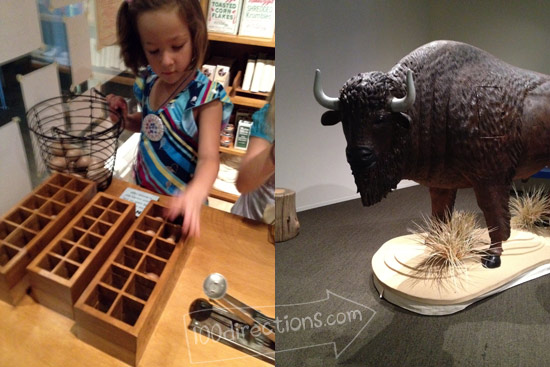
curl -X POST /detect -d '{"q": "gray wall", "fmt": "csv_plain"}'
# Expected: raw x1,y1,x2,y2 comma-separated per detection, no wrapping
276,0,550,211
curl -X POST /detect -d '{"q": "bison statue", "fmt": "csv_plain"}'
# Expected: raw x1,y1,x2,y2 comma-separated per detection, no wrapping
314,40,550,269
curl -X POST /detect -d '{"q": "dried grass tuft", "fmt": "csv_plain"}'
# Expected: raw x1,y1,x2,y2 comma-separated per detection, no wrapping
409,211,489,285
510,186,550,232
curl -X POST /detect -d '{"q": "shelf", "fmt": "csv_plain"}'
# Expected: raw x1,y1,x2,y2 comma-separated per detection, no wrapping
229,93,267,109
226,70,269,109
219,143,246,156
208,32,275,48
92,71,134,86
209,187,239,203
91,67,134,86
31,58,70,73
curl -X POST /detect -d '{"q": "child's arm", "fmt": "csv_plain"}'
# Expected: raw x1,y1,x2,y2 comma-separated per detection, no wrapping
235,137,275,194
166,100,222,237
106,94,142,132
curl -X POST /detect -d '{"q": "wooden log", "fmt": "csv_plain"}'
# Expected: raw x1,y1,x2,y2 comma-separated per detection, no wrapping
274,188,300,242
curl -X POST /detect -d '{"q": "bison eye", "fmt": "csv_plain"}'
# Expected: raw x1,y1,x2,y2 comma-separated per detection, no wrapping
372,112,411,129
373,114,392,125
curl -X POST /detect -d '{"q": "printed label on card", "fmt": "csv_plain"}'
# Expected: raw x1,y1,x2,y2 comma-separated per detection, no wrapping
120,188,160,216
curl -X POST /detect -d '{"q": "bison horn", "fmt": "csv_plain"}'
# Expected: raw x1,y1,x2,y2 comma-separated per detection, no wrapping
314,69,340,110
389,69,416,112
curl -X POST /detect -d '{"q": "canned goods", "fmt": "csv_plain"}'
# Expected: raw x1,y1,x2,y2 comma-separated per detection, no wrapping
223,124,235,134
220,132,233,147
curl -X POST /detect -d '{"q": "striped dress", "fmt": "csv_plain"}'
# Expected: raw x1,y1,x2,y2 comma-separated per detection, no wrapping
133,68,233,195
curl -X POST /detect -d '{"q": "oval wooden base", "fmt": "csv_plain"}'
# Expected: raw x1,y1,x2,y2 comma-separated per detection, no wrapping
372,229,550,315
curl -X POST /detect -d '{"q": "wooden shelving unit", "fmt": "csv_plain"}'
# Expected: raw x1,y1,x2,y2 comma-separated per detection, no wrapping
201,0,275,204
208,32,275,48
228,90,268,109
219,143,246,157
226,78,270,109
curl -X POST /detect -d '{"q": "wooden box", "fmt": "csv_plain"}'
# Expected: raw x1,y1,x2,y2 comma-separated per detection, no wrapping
74,202,193,366
27,193,135,319
0,173,96,304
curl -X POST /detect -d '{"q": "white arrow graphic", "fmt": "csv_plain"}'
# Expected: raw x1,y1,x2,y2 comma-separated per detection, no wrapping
184,290,377,364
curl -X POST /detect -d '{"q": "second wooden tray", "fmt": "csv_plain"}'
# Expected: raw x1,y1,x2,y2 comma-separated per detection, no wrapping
74,201,193,366
27,193,135,319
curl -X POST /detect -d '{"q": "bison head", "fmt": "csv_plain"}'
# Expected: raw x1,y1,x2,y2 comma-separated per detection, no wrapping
314,69,416,206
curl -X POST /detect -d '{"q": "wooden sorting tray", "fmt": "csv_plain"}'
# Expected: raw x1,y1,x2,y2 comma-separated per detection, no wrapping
27,193,135,319
74,201,193,366
0,173,96,304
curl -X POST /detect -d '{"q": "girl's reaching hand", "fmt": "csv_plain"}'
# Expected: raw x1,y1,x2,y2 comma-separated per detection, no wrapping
106,94,128,126
163,99,223,239
165,189,204,238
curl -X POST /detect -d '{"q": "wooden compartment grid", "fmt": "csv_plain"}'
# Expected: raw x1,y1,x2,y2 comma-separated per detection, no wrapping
74,201,192,366
0,173,96,305
27,193,135,319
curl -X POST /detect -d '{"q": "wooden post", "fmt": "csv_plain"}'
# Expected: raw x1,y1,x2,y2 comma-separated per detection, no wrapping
275,188,300,242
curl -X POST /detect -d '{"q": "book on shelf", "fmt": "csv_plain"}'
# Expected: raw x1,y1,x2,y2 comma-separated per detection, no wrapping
249,56,265,93
241,55,256,91
214,64,231,88
238,0,275,39
201,64,216,81
206,0,243,35
259,59,275,93
242,54,274,94
202,56,236,88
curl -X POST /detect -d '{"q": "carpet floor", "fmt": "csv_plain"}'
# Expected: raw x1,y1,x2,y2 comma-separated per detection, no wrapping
276,180,550,367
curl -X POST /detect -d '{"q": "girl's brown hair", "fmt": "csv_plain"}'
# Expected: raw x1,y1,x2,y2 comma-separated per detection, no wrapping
117,0,207,75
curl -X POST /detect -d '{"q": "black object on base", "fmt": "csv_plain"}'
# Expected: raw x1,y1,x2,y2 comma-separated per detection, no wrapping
482,254,501,269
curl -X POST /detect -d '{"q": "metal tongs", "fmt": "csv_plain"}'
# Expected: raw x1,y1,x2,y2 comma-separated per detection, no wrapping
188,273,275,364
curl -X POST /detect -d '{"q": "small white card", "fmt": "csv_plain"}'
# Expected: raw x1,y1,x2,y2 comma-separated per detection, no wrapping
120,188,160,216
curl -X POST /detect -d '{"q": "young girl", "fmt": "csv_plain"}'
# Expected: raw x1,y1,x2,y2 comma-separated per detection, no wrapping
231,87,275,221
107,0,233,237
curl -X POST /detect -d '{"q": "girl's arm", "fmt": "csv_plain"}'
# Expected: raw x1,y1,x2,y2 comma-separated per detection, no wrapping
124,112,142,133
123,112,143,132
166,100,222,237
235,137,275,194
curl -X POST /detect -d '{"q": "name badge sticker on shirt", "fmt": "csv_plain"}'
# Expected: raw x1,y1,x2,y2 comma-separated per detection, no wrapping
143,114,164,141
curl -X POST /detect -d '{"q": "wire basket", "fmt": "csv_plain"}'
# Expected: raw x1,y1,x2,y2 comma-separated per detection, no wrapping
27,89,124,190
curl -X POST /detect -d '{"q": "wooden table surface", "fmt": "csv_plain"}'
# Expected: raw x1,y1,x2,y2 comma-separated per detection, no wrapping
0,179,275,367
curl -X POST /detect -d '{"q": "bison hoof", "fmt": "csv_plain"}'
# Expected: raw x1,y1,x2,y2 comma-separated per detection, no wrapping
482,255,501,269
